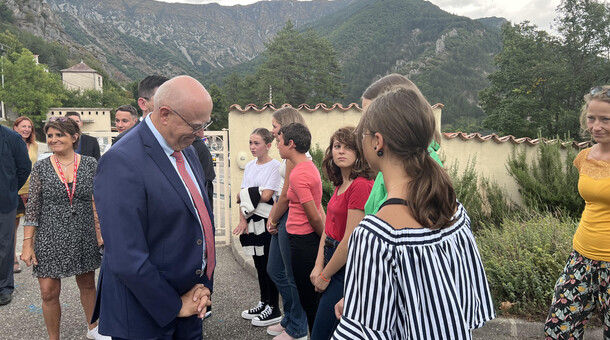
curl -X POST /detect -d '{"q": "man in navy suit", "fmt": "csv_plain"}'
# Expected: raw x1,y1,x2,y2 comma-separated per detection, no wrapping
92,76,215,339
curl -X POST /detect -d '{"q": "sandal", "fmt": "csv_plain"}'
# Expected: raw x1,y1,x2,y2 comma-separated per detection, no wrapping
14,261,22,273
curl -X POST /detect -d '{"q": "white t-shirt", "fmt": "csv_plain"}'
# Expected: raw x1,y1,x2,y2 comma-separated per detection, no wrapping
242,158,281,200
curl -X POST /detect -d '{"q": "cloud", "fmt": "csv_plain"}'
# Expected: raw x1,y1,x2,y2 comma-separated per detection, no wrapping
154,0,561,31
429,0,560,30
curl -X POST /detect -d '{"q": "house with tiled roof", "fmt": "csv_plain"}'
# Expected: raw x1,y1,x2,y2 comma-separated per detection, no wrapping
61,61,103,93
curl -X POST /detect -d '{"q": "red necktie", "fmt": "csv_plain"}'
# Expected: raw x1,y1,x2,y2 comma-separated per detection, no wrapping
171,151,215,279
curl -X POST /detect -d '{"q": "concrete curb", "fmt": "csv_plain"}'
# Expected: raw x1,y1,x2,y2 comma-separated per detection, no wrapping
230,238,257,278
473,316,602,339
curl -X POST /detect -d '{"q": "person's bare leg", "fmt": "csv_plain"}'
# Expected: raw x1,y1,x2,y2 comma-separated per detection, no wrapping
76,271,98,330
38,277,61,340
13,218,20,271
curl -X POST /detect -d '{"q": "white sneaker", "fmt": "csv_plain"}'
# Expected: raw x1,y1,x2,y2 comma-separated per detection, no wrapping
267,322,285,336
87,325,111,340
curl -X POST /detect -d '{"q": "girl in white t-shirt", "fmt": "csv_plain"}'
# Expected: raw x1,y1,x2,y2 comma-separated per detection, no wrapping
234,128,282,327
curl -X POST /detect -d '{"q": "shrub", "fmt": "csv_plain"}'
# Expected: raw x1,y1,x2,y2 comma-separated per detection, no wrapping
507,141,583,218
448,157,516,230
310,144,334,209
476,213,577,318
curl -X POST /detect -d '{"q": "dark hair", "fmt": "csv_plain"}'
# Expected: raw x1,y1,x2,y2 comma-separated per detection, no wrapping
64,111,81,119
580,85,610,138
13,116,36,144
362,73,440,145
322,126,375,186
44,117,81,149
360,86,456,229
138,75,169,99
251,127,274,144
279,123,310,153
272,107,306,127
116,104,138,119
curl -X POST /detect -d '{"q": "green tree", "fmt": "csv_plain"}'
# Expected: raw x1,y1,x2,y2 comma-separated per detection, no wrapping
0,49,65,127
252,21,344,106
207,83,228,130
480,0,610,139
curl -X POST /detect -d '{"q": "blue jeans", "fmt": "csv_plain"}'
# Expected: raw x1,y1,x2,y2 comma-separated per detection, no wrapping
311,236,345,340
267,210,308,338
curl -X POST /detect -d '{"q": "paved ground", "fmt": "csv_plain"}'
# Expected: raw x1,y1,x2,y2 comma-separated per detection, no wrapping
1,223,603,339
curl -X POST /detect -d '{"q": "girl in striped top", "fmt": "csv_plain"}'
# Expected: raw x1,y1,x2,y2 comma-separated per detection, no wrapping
332,86,495,340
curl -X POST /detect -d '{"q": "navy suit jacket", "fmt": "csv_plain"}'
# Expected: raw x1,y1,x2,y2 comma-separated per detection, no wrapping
79,134,101,161
92,121,214,339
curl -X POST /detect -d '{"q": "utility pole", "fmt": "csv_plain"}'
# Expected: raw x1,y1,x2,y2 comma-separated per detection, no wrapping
0,42,7,121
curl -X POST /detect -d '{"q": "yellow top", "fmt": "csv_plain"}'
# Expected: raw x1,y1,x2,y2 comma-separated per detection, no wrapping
18,142,39,195
573,148,610,261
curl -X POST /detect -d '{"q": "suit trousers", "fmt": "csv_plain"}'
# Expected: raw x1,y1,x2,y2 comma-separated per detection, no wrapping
0,208,16,295
112,315,202,340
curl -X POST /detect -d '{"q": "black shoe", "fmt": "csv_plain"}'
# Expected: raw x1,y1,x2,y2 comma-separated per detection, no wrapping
251,305,282,326
241,301,267,320
204,305,212,319
0,293,12,306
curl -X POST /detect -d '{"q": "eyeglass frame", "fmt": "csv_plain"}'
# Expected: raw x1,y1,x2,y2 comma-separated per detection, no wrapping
590,87,610,98
164,106,213,135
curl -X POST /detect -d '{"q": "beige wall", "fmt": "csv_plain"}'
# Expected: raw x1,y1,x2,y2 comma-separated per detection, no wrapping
227,103,443,238
62,72,103,93
47,108,116,149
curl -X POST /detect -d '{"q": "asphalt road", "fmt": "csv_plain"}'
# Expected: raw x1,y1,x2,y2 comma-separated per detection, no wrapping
0,244,269,340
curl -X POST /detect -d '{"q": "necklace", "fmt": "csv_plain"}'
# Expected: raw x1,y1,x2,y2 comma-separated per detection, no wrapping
57,159,75,167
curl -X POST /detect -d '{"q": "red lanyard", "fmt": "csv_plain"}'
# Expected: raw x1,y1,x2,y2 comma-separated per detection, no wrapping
53,154,78,208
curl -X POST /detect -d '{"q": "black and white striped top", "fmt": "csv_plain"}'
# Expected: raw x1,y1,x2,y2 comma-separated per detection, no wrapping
332,203,495,340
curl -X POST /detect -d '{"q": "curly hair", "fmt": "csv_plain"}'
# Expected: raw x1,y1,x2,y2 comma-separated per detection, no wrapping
322,126,375,187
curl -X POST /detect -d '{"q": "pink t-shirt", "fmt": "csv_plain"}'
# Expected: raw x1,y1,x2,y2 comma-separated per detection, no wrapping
286,160,323,235
325,177,374,241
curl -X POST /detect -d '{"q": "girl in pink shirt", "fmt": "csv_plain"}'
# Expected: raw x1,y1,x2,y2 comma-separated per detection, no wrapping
277,123,324,332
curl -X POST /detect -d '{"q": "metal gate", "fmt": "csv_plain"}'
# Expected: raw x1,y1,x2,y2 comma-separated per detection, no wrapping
204,130,231,246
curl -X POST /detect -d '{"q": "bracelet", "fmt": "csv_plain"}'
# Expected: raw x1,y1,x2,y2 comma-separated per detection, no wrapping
23,236,33,241
320,273,330,282
269,219,278,227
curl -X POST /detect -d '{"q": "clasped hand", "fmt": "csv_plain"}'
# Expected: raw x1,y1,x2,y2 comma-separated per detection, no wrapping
178,284,211,319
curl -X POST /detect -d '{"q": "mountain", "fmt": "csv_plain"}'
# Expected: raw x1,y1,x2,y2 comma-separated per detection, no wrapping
36,0,355,81
4,0,504,127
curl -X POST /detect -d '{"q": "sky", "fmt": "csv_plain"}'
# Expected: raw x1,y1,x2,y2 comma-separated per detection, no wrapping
155,0,562,31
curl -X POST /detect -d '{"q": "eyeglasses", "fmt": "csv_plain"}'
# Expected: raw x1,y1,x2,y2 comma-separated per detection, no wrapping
166,106,213,135
140,96,150,101
590,87,610,98
362,132,375,139
48,117,69,122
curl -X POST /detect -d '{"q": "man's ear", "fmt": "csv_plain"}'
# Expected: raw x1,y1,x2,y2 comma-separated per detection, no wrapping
137,97,148,112
157,107,171,124
288,139,296,150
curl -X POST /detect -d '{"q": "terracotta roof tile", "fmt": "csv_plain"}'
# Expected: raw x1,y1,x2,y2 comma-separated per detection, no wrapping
443,132,592,149
229,102,361,113
61,62,98,73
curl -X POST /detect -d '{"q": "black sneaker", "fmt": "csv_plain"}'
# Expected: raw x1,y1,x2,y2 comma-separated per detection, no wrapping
251,305,282,326
241,301,266,320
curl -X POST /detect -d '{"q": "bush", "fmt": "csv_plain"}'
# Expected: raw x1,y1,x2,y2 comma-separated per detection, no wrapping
507,141,583,218
448,157,516,230
310,144,335,209
476,213,577,318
